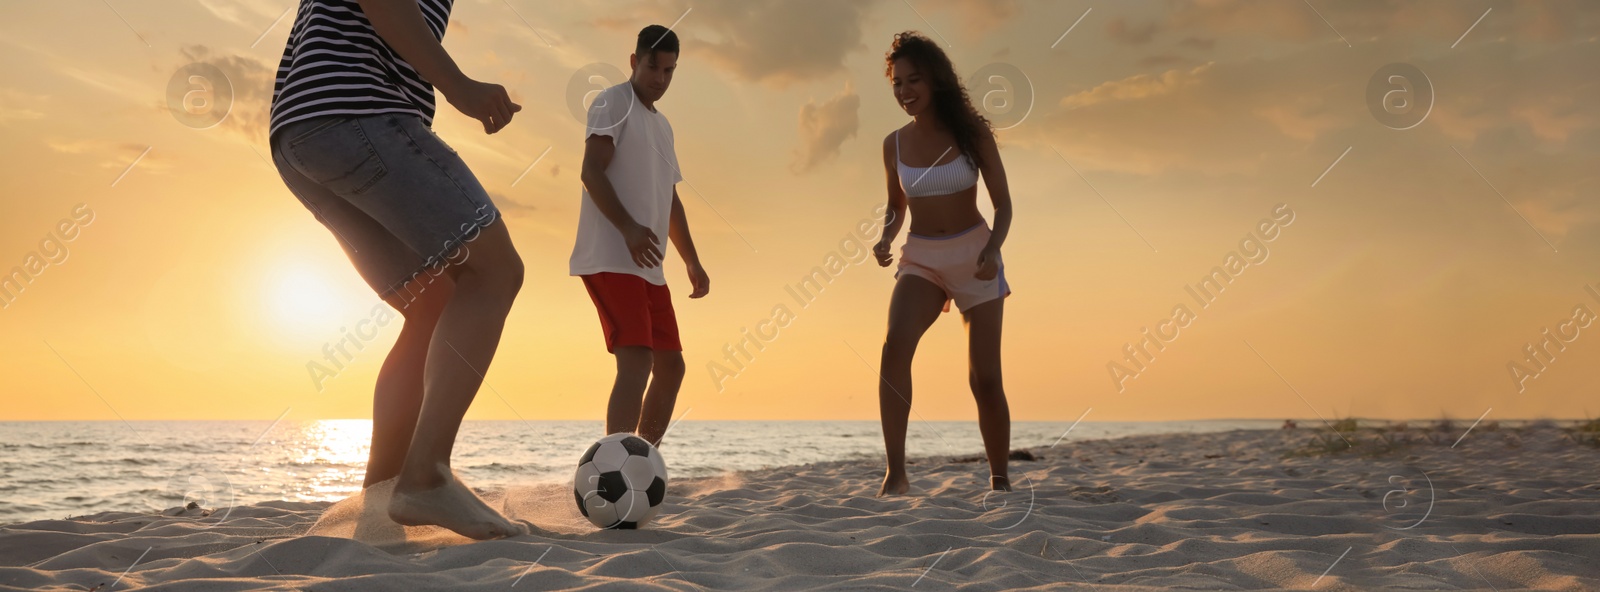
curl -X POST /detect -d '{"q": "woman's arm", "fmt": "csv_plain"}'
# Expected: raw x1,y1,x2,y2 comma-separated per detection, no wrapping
355,0,520,133
974,131,1011,279
874,132,909,267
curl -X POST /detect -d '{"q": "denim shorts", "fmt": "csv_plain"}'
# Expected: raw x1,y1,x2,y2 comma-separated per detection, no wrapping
270,113,501,301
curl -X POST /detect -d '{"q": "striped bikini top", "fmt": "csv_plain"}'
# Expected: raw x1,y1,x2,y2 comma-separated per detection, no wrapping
895,129,978,198
268,0,453,141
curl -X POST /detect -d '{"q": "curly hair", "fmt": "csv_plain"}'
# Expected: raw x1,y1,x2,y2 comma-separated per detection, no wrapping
884,31,993,171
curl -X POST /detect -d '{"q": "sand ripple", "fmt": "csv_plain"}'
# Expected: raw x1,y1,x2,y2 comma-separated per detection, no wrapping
1,427,1595,590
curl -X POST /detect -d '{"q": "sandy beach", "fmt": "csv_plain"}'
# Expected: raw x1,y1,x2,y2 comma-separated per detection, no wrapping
1,425,1596,591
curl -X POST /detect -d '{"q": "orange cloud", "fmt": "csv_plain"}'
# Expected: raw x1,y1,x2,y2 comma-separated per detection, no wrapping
921,0,1020,39
1060,63,1213,110
792,83,860,173
1170,0,1599,46
1254,98,1342,143
599,0,872,87
0,89,48,125
172,45,277,145
1106,17,1161,45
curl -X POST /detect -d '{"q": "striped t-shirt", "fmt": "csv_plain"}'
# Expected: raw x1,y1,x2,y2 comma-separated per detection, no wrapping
268,0,453,141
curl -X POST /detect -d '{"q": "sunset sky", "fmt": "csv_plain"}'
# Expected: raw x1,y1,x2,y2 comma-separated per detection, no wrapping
2,0,1597,424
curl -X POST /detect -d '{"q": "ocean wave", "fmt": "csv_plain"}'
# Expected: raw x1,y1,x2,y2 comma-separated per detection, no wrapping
0,419,1281,524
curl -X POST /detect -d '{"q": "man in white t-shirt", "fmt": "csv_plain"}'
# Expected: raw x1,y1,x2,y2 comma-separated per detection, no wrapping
571,25,709,447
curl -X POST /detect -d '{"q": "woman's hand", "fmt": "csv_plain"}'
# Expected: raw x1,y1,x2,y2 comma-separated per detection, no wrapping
443,77,521,134
873,239,894,267
975,246,1001,280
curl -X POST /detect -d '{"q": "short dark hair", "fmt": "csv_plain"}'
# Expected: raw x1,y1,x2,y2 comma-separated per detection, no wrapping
636,24,679,59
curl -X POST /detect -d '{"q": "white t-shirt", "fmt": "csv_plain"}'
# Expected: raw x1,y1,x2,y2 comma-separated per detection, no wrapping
569,82,683,285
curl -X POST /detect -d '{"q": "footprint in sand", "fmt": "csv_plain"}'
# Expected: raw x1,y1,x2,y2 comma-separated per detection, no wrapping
1069,485,1120,504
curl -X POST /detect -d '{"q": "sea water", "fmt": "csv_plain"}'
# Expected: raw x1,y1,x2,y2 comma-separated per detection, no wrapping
0,419,1278,525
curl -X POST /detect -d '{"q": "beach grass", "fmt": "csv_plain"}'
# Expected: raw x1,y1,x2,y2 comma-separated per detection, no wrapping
1561,417,1600,447
1284,415,1600,459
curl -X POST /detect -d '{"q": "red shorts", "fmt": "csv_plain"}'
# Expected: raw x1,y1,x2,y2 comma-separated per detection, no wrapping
580,272,682,353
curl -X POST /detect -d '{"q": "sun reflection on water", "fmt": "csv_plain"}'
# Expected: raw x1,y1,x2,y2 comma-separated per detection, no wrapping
257,419,371,503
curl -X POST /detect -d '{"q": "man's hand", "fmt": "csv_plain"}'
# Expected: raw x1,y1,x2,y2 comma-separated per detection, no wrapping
975,246,1001,280
685,260,710,298
873,239,894,267
443,78,521,134
624,221,663,268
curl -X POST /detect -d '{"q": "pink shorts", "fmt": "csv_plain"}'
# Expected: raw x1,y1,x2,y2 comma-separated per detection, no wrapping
895,223,1011,313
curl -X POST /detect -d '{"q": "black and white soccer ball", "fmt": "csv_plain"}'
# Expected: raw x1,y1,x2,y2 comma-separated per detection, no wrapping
573,433,668,529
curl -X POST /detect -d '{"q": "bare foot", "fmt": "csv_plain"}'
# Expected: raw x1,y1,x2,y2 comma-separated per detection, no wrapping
388,473,524,540
990,475,1013,492
877,472,910,497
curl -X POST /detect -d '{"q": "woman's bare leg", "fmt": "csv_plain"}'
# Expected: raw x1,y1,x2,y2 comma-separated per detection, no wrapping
963,297,1011,491
877,275,947,496
387,222,527,540
366,276,455,487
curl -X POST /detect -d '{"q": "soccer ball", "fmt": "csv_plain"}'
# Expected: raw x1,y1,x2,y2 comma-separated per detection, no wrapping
573,433,668,529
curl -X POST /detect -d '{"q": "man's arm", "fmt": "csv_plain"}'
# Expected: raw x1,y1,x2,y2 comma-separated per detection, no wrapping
355,0,519,133
667,189,700,265
581,134,662,268
668,189,710,298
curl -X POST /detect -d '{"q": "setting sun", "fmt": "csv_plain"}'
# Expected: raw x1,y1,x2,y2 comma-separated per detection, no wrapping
3,2,1597,589
267,264,346,333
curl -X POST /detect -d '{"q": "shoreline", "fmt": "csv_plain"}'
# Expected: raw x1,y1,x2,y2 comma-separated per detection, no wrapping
22,418,1575,527
3,425,1597,590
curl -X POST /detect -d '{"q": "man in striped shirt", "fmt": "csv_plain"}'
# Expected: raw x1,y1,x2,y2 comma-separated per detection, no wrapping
268,0,527,540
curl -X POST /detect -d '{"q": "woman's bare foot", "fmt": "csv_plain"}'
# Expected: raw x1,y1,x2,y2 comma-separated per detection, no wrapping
990,475,1013,492
877,471,911,497
388,472,524,540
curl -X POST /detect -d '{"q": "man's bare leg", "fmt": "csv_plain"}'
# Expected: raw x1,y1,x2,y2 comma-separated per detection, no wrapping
605,346,654,435
366,276,454,487
637,349,685,446
387,222,527,540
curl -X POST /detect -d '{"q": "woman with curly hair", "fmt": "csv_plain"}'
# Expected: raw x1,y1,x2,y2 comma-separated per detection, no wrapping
872,31,1015,496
